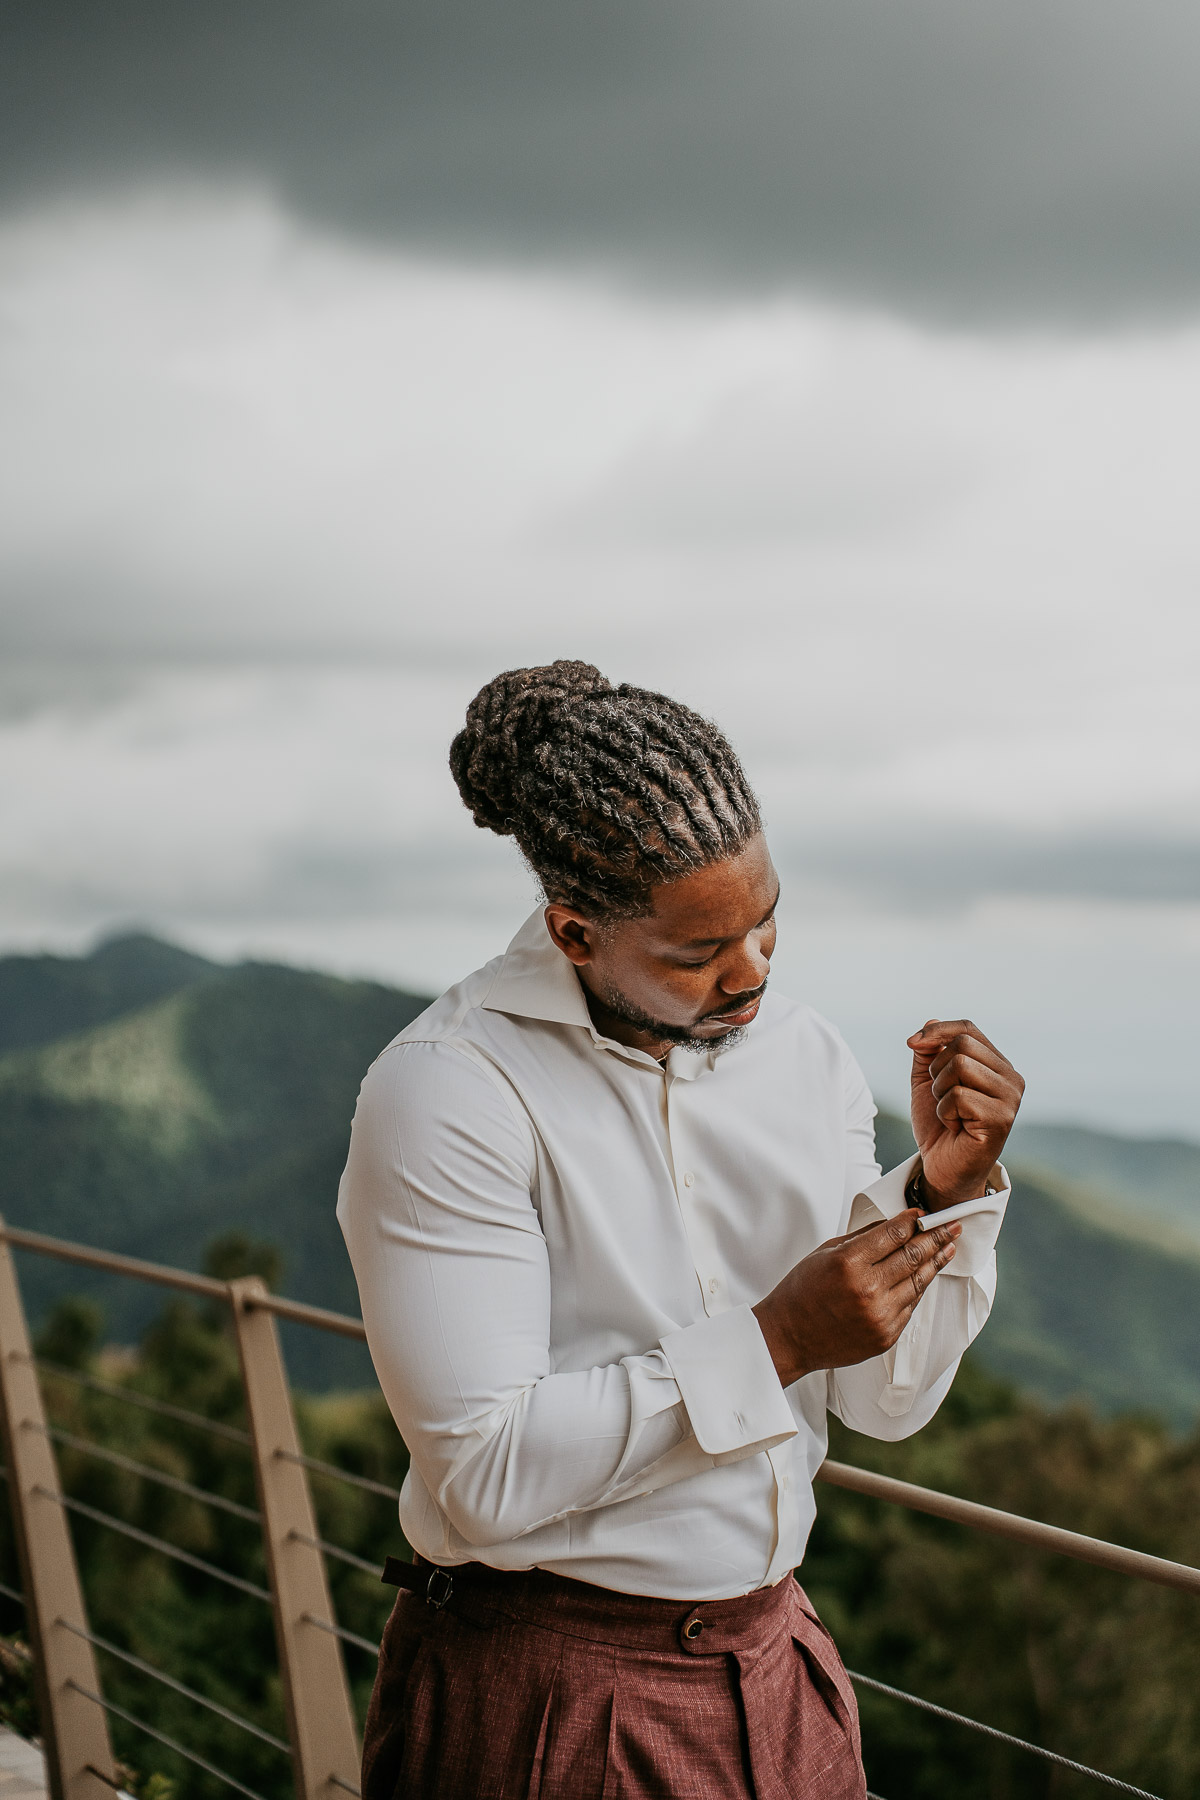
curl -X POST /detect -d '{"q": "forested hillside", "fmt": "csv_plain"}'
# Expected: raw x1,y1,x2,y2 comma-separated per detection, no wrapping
0,937,427,1387
0,934,219,1055
2,935,1199,1422
3,1284,1199,1800
1008,1118,1200,1258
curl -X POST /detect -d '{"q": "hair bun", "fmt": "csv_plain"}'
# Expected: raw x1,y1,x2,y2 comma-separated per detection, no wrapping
449,660,613,836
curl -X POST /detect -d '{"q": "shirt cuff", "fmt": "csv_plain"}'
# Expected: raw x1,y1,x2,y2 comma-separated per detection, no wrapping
659,1304,798,1464
849,1154,1010,1279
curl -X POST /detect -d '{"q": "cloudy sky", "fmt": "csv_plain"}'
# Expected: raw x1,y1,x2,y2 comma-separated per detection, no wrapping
3,0,1200,1134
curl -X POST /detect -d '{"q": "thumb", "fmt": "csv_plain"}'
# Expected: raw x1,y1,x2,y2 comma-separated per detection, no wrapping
907,1019,945,1060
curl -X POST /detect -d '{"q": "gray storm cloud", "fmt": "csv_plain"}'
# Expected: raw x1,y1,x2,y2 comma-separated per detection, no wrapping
5,0,1200,321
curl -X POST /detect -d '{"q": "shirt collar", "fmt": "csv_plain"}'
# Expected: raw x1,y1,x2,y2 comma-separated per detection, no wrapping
481,908,593,1028
482,908,719,1077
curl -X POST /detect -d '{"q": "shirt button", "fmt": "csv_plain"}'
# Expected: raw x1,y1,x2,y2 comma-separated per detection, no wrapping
683,1172,695,1188
708,1277,719,1294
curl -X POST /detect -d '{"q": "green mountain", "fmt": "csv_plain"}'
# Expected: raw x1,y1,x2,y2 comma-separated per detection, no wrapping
0,942,427,1387
0,933,219,1055
3,935,1200,1425
1006,1118,1200,1259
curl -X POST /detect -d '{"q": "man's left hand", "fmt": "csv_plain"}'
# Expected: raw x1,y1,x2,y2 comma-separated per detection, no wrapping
906,1019,1025,1211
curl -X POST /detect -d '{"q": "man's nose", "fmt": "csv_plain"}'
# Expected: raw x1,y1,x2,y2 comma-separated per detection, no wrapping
719,942,770,995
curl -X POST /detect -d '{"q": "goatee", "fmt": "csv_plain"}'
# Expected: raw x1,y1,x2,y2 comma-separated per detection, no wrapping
593,980,766,1054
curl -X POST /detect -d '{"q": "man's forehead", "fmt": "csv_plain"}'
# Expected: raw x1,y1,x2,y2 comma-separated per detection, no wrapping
642,840,779,946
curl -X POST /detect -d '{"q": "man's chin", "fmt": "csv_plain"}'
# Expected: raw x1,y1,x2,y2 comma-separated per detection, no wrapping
590,977,763,1053
678,1022,748,1055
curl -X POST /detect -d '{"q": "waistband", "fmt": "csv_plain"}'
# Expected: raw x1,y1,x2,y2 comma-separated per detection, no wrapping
382,1554,803,1656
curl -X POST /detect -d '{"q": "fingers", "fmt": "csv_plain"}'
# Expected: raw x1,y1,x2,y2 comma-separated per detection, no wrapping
930,1050,1015,1104
849,1208,923,1261
908,1018,1002,1060
891,1235,960,1325
911,1022,1026,1127
934,1087,1015,1132
878,1218,961,1292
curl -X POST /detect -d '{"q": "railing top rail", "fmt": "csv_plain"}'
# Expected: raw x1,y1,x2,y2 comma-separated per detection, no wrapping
816,1460,1200,1597
1,1222,228,1298
250,1291,367,1342
0,1222,368,1339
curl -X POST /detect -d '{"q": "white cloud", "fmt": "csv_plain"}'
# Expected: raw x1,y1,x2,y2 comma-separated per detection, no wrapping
2,186,1200,1133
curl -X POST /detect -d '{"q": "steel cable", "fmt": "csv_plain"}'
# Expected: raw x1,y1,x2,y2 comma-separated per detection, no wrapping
849,1669,1163,1798
67,1679,269,1800
31,1421,260,1523
58,1618,290,1755
300,1611,381,1657
288,1530,384,1578
34,1485,271,1603
32,1358,252,1445
274,1447,402,1502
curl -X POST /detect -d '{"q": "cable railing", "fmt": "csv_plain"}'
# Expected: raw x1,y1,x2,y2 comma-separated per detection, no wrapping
33,1421,262,1523
71,1678,273,1800
847,1669,1163,1800
0,1220,365,1800
35,1483,274,1604
34,1357,255,1446
2,1217,1198,1800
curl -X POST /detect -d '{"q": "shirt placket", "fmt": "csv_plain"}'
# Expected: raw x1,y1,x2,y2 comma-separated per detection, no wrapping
663,1061,728,1316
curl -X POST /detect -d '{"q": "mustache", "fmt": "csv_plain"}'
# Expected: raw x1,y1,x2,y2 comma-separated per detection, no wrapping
701,980,769,1021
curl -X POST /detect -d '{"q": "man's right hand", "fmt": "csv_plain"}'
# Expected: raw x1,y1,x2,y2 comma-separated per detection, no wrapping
751,1211,962,1389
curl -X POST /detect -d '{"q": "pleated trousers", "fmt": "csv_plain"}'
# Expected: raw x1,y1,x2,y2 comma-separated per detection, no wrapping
362,1565,866,1799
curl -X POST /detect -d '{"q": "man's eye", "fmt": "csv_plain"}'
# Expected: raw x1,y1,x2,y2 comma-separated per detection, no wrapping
678,956,716,969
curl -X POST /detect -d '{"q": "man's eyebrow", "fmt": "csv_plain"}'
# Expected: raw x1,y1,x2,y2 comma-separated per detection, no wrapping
680,886,781,949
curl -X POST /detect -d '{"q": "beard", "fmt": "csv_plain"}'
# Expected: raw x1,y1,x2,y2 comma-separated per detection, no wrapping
593,977,768,1054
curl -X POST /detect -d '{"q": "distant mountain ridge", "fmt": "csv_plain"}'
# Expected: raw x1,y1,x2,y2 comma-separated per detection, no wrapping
1007,1119,1200,1261
0,933,219,1055
2,933,1199,1423
0,936,428,1386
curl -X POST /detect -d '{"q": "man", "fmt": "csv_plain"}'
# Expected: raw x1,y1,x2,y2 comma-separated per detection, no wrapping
338,660,1023,1799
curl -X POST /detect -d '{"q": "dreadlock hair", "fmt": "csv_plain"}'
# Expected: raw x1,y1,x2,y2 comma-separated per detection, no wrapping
449,661,762,919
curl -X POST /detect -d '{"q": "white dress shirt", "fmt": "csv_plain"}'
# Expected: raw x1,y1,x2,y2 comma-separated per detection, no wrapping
337,908,1009,1601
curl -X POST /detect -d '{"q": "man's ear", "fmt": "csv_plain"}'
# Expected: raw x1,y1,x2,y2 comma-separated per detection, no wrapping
544,904,600,966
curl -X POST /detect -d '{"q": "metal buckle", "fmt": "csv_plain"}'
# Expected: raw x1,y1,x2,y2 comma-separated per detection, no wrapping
425,1568,455,1610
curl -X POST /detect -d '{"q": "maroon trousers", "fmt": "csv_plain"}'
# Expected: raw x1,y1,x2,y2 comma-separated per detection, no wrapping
362,1565,866,1799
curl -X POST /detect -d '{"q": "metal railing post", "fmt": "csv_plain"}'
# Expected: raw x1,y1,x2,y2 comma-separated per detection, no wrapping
0,1219,117,1800
226,1277,360,1800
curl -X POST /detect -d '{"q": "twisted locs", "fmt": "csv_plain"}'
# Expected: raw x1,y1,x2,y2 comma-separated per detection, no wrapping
449,661,761,917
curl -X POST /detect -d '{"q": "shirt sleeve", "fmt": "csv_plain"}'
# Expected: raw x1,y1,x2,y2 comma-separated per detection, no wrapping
826,1055,1010,1438
336,1039,793,1551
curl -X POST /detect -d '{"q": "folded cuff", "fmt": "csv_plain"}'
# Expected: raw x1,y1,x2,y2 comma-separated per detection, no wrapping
659,1303,798,1463
847,1156,1009,1415
850,1154,1010,1279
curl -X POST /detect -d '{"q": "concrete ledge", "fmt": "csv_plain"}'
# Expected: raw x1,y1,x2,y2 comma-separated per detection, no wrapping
0,1728,47,1800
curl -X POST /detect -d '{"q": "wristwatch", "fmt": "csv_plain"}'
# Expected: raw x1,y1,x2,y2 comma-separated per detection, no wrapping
904,1160,998,1215
904,1164,928,1213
